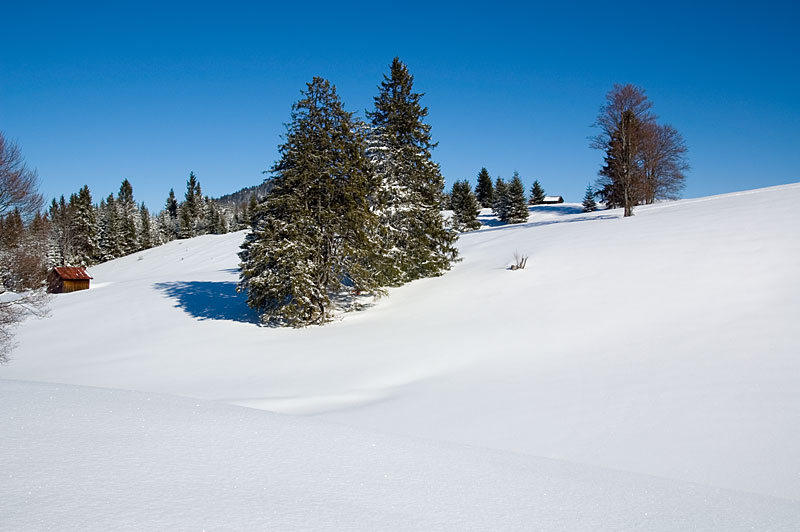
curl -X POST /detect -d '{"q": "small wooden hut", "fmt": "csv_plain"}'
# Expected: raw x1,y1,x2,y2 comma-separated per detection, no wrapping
47,266,92,293
541,196,564,204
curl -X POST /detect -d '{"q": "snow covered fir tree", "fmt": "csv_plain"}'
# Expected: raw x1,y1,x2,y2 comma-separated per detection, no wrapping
238,77,385,326
366,57,457,285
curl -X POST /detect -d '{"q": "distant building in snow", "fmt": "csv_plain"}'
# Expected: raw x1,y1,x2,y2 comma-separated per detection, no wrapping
541,196,564,204
47,267,92,293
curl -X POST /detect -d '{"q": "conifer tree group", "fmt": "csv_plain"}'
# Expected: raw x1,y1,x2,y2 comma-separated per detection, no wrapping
239,58,458,326
488,172,529,224
12,170,240,272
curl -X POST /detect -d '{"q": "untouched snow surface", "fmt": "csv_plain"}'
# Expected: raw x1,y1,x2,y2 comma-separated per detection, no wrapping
3,183,800,528
3,379,800,531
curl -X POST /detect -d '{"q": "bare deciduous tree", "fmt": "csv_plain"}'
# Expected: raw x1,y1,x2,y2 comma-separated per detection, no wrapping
0,131,48,363
640,122,689,204
591,84,689,215
591,84,656,217
0,133,43,220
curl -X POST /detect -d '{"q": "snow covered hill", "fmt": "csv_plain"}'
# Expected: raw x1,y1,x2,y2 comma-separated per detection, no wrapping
3,183,800,528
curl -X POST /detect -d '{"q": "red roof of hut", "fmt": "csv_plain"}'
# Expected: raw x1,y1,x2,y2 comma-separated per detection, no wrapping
52,267,93,280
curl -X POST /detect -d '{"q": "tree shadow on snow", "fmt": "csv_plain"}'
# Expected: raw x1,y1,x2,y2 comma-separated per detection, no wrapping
153,281,260,324
477,207,618,234
528,204,586,216
478,205,609,229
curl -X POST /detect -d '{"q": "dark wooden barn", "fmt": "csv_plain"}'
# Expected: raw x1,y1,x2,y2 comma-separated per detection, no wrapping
541,196,564,204
47,266,92,293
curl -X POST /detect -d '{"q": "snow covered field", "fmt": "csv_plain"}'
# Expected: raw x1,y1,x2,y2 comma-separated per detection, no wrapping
3,183,800,529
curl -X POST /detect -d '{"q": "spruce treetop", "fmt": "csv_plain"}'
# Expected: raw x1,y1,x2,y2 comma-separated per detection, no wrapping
475,167,494,208
368,57,435,153
529,179,546,205
582,184,598,212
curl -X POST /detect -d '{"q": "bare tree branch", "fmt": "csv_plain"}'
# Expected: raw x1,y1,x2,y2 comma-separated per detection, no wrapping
0,132,43,220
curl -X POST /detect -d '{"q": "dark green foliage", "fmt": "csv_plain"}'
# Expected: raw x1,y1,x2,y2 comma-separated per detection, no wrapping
505,172,529,224
98,194,121,261
475,167,493,208
0,209,24,249
179,172,202,238
247,194,258,226
69,185,97,265
239,77,384,326
47,196,72,266
367,57,457,285
205,198,226,234
117,179,138,255
529,180,546,205
139,203,153,249
160,188,179,241
450,180,481,231
582,185,598,212
165,188,178,219
492,177,508,221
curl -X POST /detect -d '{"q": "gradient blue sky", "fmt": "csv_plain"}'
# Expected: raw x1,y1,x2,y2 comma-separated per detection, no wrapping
1,1,798,210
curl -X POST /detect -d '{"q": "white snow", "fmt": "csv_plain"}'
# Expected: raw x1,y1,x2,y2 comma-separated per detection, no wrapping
3,379,799,531
3,183,800,529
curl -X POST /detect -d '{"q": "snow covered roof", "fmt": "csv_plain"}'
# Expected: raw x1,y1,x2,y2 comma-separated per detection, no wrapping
543,196,563,202
52,266,92,280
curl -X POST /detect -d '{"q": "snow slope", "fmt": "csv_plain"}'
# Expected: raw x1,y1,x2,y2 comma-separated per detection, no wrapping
3,379,800,532
4,183,800,525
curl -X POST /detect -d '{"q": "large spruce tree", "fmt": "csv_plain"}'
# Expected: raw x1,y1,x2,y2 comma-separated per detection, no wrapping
117,179,138,254
239,77,383,326
475,167,493,208
366,57,457,284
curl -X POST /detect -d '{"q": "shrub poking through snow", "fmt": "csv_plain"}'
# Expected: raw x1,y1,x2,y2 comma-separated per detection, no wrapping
510,251,528,270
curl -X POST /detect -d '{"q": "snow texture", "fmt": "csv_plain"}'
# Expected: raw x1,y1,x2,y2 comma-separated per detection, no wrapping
3,379,800,531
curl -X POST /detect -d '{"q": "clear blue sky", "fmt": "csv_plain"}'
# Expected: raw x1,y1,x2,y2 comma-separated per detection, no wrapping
1,1,798,210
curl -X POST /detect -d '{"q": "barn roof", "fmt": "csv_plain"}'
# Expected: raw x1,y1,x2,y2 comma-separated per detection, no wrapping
52,267,93,280
543,196,563,201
